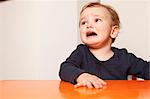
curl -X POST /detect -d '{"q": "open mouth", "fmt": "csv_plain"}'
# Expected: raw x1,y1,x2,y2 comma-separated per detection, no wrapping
86,31,97,37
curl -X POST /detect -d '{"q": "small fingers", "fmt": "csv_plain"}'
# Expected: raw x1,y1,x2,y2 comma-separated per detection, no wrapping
74,82,86,88
74,73,107,89
89,77,107,88
86,81,93,88
91,80,103,89
99,79,107,85
92,76,107,85
74,81,93,89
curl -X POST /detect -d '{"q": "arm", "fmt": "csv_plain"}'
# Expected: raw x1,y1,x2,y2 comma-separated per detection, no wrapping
127,53,150,80
59,45,86,84
59,44,107,88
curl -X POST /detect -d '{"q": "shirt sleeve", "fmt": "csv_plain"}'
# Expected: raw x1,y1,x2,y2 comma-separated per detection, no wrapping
127,52,150,80
59,44,86,84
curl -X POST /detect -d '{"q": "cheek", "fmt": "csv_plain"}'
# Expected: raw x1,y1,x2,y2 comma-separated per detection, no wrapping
80,27,85,35
79,28,84,38
96,25,112,35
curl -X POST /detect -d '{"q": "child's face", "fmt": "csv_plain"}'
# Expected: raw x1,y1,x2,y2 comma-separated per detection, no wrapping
80,6,118,48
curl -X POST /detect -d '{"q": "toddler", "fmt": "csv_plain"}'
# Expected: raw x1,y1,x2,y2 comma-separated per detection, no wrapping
59,2,150,89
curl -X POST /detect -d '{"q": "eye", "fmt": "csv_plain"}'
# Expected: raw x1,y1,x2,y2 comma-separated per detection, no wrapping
95,18,102,23
80,21,87,25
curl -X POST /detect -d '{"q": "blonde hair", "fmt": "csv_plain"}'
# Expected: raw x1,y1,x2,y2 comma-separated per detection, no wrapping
80,2,120,42
80,2,120,29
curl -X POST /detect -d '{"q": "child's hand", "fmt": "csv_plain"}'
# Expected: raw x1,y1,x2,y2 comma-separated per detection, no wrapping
74,73,107,89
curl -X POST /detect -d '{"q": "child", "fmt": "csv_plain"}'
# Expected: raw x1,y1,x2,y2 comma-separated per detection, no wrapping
59,2,150,89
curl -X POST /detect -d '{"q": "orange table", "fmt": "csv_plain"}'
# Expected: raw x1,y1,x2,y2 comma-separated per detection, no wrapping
0,80,150,99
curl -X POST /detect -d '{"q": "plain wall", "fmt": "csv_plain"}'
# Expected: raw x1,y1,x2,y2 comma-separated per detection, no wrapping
0,6,2,79
0,0,78,80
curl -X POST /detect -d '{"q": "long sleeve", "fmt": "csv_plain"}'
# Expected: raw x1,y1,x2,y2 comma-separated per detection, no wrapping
59,45,86,84
59,45,150,83
126,52,150,80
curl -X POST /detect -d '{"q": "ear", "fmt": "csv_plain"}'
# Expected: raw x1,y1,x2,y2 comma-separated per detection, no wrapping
110,25,119,39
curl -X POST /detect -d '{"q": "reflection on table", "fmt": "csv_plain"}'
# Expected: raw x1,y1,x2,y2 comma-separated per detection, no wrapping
59,80,150,99
0,80,150,99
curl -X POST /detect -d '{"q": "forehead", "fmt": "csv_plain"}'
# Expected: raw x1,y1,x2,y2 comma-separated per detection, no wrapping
80,6,111,19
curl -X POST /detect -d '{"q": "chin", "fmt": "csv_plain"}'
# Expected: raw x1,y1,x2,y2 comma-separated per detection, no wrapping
87,44,102,49
83,42,102,48
83,40,100,45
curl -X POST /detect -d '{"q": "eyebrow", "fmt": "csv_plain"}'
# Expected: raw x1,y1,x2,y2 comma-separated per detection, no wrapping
93,14,105,18
80,17,85,23
80,14,104,22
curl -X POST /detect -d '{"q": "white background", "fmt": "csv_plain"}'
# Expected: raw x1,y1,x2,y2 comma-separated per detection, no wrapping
0,0,78,80
0,0,149,80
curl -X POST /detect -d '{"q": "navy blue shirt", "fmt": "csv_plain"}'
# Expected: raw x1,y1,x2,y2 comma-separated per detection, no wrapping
59,44,150,84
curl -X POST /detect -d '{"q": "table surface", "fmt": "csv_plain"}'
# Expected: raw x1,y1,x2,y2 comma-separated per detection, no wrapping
0,80,150,99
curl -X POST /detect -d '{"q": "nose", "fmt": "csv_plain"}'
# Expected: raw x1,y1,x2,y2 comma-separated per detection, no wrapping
87,22,93,29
